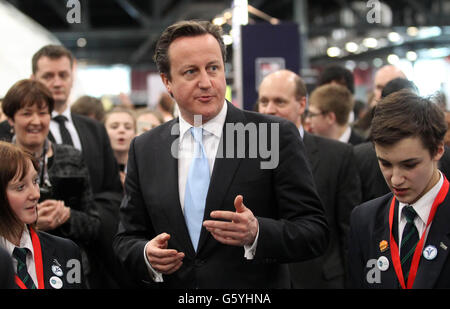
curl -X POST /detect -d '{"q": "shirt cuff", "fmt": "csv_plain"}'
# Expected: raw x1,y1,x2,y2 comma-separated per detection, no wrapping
243,220,259,260
143,242,164,282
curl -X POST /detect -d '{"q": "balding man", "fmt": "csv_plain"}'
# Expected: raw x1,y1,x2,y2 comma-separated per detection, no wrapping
372,65,407,105
258,70,361,288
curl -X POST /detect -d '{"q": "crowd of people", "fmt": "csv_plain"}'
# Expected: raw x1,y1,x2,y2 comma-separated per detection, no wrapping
0,19,450,289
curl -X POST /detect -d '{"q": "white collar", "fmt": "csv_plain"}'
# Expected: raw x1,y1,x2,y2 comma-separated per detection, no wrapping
179,101,228,141
52,106,72,123
0,225,35,259
399,171,443,226
338,126,352,144
298,125,305,140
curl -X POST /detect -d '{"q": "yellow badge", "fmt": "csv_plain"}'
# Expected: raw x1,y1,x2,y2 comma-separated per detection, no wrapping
379,240,389,252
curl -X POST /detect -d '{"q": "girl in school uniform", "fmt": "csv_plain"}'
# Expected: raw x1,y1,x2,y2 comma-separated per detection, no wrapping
0,141,84,289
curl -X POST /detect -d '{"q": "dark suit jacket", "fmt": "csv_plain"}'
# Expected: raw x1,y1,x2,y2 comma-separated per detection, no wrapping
0,120,12,142
289,133,361,288
348,191,450,288
354,142,450,203
348,129,366,146
114,102,329,288
0,247,15,289
38,231,85,289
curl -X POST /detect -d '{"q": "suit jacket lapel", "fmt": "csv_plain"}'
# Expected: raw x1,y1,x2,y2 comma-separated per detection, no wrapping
197,102,244,252
413,195,450,288
156,120,196,256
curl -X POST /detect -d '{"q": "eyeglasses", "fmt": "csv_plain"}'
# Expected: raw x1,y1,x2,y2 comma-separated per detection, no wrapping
305,110,327,118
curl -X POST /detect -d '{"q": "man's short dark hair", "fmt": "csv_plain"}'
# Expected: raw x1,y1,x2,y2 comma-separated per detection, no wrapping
32,45,74,74
317,64,355,94
153,20,226,80
381,78,418,98
371,90,447,156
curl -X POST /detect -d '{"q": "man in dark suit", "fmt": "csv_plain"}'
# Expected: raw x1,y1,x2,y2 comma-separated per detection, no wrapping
258,70,361,288
348,90,450,288
29,45,127,288
113,20,329,288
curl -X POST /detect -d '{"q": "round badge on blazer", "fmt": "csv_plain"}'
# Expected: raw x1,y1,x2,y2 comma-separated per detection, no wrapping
49,276,63,289
423,245,438,260
52,265,64,277
377,256,389,271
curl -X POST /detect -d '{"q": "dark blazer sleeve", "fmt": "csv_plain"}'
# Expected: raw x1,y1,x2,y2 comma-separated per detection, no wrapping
336,144,362,265
347,204,366,288
254,119,329,263
113,137,154,285
0,247,15,289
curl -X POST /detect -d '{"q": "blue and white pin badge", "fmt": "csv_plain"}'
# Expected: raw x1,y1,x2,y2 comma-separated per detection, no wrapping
377,256,389,271
49,276,63,289
52,264,64,277
423,245,438,260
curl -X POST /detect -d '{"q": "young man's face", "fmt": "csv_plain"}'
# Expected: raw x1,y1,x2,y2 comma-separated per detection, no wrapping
32,56,74,106
306,104,332,138
375,136,444,204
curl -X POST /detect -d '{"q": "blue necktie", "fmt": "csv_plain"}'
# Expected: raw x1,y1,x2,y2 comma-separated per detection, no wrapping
184,127,210,251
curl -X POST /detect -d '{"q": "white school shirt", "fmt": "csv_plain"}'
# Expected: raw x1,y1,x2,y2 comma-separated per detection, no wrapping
398,172,443,254
0,225,38,287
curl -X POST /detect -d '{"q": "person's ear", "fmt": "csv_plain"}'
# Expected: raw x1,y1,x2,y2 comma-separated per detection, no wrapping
326,111,336,124
433,141,445,161
160,73,173,97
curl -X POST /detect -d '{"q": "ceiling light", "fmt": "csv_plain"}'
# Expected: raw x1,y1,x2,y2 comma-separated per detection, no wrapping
407,26,419,37
388,32,401,42
373,58,383,68
222,34,233,46
406,51,418,62
345,42,359,53
327,47,341,57
387,54,400,64
77,37,87,48
213,17,226,26
362,37,378,48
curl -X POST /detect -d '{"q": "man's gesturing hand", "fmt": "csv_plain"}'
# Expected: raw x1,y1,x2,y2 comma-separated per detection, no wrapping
203,195,258,247
145,233,185,275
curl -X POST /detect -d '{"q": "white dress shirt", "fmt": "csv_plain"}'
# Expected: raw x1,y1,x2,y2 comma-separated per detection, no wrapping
338,126,352,144
0,225,38,287
144,101,259,281
398,171,443,254
50,107,83,151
